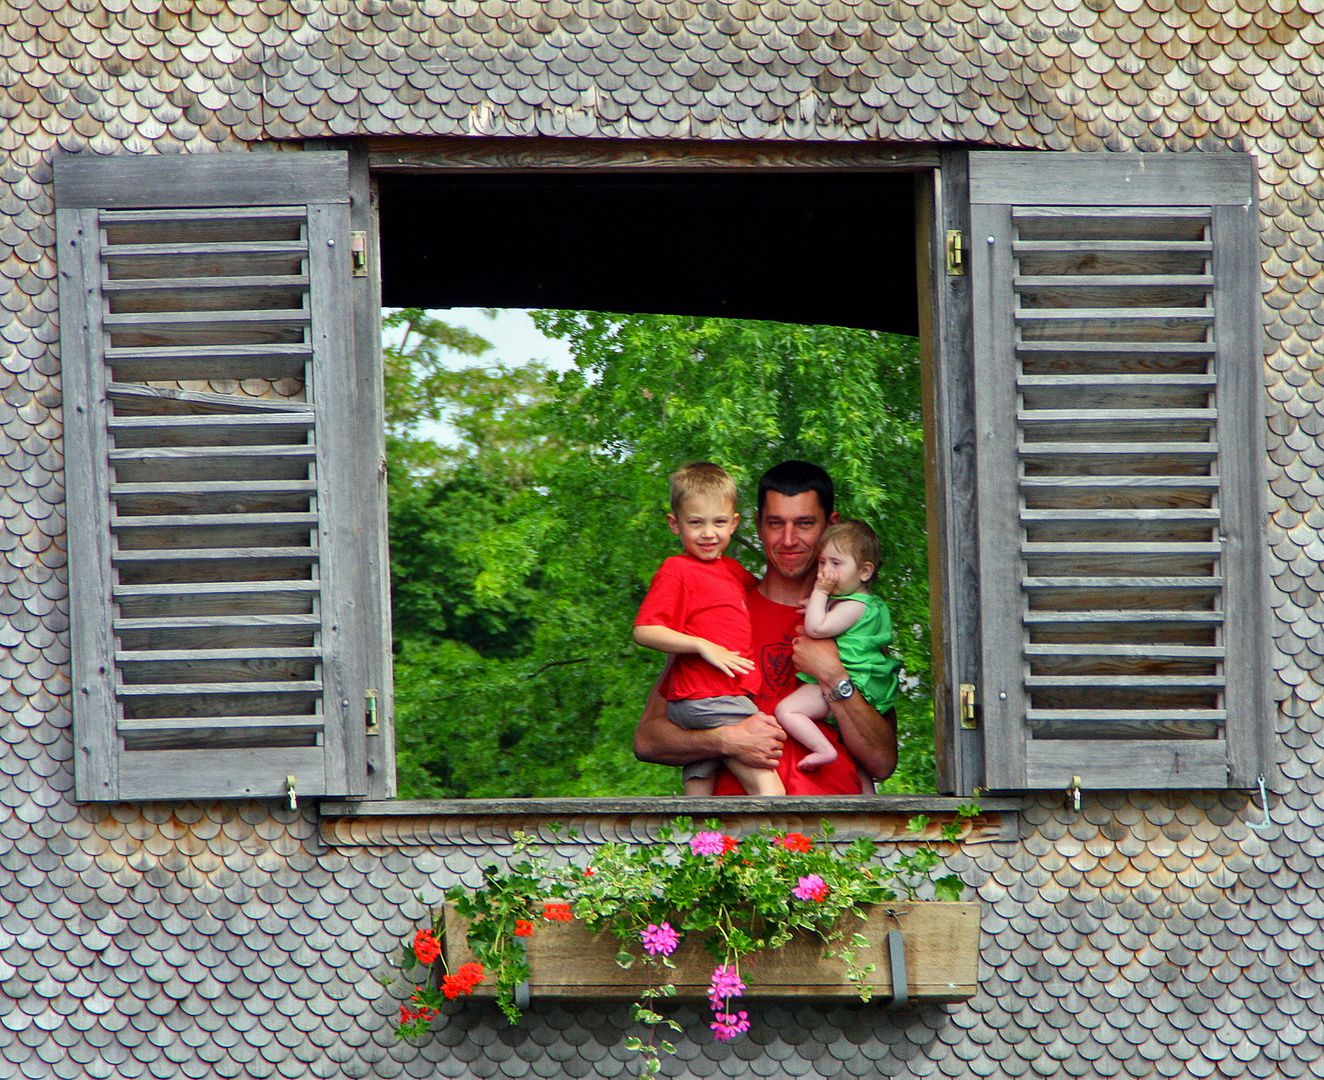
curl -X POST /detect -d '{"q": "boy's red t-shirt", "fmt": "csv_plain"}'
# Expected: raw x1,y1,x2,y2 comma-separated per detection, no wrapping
712,586,865,796
635,554,761,700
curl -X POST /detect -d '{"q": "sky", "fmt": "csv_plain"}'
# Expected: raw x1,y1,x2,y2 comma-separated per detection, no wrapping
388,307,575,444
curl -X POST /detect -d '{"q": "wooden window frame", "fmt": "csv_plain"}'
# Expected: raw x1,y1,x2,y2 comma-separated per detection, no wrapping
364,137,979,798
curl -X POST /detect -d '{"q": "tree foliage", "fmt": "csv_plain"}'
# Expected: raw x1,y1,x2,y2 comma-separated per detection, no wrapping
387,310,935,798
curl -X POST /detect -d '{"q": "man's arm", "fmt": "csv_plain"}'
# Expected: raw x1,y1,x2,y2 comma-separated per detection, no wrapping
633,679,786,769
791,635,898,781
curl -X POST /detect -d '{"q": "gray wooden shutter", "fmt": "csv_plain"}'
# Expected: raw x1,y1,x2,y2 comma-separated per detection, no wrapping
56,151,388,801
969,152,1271,791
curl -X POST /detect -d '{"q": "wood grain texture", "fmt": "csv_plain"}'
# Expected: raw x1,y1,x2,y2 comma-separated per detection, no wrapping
59,207,122,801
306,199,368,797
55,151,381,801
1209,200,1274,786
347,144,396,800
369,137,940,173
926,149,985,796
970,199,1028,789
968,153,1264,792
969,152,1255,207
53,152,350,209
443,901,981,1002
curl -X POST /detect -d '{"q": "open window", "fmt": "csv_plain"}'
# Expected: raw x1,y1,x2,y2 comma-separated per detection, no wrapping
55,145,1270,802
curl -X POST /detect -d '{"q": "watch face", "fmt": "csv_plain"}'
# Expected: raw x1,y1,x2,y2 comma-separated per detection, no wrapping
835,679,854,699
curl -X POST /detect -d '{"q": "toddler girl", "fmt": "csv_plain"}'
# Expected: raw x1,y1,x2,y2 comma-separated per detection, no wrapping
775,519,902,773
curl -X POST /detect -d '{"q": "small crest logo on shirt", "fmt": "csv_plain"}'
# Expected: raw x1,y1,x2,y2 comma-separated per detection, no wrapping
759,641,794,697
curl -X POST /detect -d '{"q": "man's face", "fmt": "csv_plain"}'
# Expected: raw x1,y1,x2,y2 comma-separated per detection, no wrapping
757,490,831,582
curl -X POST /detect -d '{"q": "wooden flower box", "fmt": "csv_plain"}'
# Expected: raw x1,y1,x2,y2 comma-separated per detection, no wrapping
442,901,980,1004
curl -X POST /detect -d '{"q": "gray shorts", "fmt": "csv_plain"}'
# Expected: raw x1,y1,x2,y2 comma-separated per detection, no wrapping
667,696,758,781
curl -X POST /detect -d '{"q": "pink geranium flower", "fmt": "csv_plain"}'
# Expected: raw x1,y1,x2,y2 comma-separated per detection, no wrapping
710,1010,751,1042
641,922,679,956
707,964,746,1009
793,874,829,902
689,831,726,856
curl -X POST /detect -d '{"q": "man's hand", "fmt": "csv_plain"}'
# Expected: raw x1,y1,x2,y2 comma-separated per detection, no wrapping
697,640,756,678
791,631,898,783
634,682,784,769
714,712,786,770
791,632,848,686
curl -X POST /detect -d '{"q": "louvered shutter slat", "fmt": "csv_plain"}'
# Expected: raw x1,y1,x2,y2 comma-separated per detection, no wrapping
57,152,385,802
970,152,1271,791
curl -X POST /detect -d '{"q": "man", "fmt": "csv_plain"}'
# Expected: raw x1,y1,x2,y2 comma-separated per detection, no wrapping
634,461,898,794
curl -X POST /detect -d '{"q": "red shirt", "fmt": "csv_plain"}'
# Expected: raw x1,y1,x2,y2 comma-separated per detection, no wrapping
635,554,761,700
712,586,865,796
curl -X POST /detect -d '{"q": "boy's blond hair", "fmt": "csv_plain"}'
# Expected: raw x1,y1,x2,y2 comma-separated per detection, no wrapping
669,462,738,515
820,520,881,587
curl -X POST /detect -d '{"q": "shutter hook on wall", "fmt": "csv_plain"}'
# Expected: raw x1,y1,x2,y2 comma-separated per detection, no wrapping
1067,775,1082,813
1247,775,1274,831
286,775,298,811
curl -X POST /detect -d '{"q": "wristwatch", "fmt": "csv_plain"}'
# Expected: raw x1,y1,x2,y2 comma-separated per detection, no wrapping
826,678,855,702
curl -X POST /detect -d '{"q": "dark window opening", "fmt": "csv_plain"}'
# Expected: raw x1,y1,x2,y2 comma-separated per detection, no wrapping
379,172,917,335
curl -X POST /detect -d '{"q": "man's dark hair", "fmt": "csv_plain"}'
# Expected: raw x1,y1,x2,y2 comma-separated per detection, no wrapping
757,460,835,516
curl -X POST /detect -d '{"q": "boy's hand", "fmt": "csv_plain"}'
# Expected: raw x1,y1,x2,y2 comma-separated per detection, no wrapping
696,640,756,678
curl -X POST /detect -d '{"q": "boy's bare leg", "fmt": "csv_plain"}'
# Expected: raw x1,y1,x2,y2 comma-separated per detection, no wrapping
684,774,717,797
774,683,839,771
726,758,785,796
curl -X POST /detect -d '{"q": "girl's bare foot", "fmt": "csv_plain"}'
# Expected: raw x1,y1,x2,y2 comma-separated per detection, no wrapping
798,748,838,772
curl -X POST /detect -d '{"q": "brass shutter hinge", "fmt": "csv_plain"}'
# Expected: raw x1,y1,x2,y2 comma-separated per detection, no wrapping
350,231,368,277
365,689,380,735
959,684,978,729
945,230,965,276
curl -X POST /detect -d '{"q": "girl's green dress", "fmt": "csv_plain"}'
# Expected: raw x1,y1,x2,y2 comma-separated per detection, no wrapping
797,592,902,714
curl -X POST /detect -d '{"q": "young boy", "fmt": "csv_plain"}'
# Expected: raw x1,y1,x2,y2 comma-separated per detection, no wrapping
633,463,785,797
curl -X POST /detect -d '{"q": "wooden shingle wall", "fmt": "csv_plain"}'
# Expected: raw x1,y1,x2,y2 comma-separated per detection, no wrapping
0,0,1322,1076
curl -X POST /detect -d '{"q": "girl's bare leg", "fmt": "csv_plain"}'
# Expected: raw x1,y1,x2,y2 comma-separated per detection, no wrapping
774,683,839,771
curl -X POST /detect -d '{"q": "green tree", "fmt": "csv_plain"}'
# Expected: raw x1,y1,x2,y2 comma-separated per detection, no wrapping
388,311,934,798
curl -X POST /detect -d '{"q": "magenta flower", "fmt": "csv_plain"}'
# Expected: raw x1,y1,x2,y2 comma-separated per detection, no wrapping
710,1010,751,1042
793,874,829,902
689,831,726,856
707,964,746,1009
641,922,679,956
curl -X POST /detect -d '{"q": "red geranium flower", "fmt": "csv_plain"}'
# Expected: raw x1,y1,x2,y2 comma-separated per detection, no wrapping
543,902,573,922
441,961,486,999
413,929,441,965
775,832,813,853
721,835,739,854
514,919,533,937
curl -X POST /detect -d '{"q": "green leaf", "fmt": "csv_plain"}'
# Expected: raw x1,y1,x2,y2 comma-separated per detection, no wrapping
934,874,966,902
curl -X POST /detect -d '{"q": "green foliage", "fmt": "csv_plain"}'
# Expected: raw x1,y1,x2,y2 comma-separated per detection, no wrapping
387,310,935,797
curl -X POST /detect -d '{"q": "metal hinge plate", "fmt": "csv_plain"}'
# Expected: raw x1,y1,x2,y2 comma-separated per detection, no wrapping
959,684,978,729
946,229,965,276
350,231,368,277
365,689,380,735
